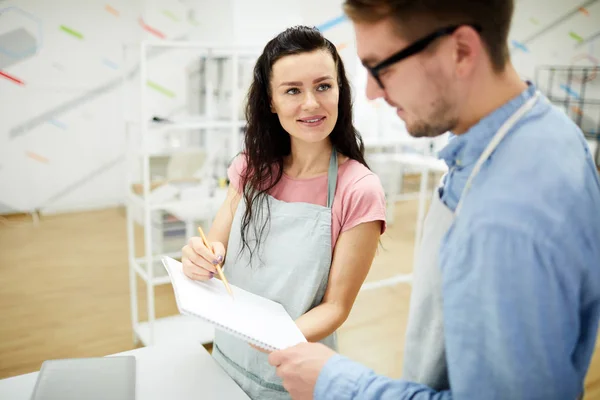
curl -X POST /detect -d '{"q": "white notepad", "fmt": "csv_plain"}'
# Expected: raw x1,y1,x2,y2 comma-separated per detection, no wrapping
162,256,307,351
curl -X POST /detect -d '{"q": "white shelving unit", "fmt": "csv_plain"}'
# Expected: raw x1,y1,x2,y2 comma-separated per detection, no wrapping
122,40,259,347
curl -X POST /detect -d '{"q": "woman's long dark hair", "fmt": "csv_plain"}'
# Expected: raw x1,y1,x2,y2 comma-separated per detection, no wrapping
238,25,369,263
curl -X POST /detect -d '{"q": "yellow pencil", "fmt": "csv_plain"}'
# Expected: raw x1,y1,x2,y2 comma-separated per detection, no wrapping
197,226,234,299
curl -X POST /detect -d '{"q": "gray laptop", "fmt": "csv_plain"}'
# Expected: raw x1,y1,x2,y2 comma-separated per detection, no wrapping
30,356,136,400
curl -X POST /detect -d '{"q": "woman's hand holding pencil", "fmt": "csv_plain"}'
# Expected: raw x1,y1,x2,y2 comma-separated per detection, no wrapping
181,226,234,298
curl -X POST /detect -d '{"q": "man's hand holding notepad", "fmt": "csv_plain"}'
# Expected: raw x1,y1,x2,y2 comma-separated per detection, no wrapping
162,256,307,351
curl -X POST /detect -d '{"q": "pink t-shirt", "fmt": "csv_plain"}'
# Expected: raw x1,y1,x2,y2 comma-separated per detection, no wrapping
227,154,387,250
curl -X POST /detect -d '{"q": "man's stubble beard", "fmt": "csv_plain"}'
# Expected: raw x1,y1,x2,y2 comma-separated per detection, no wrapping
406,69,459,138
406,95,457,138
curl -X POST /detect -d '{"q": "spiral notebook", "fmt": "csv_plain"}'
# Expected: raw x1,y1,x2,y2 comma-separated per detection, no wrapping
162,256,306,351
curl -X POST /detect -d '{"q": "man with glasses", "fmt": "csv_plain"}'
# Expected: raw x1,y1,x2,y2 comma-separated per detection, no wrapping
268,0,600,399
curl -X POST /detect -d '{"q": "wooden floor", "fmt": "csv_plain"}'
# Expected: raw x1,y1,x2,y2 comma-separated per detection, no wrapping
1,201,600,397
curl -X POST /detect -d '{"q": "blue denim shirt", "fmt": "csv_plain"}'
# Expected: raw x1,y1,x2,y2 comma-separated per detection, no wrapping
314,84,600,399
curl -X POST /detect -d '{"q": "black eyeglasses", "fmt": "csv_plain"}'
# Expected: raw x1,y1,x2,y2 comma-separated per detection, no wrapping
367,24,483,89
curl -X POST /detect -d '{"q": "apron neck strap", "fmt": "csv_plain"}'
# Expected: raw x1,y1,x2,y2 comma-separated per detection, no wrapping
326,149,338,209
455,90,541,215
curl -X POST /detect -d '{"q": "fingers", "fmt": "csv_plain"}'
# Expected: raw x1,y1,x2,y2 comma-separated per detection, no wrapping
211,242,226,265
181,237,227,282
268,350,284,367
181,248,214,283
268,343,312,367
275,365,286,378
186,237,218,273
182,256,214,281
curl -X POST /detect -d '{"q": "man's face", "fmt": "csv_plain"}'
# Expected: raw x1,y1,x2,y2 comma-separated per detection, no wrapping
354,18,461,138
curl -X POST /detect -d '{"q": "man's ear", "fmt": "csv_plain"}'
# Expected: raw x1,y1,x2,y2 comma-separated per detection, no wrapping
453,25,481,79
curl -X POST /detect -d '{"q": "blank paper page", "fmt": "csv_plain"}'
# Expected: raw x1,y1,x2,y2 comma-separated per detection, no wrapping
162,256,307,350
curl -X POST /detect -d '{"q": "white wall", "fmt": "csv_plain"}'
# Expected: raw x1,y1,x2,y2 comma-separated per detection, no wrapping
510,0,600,161
0,0,203,214
1,1,598,215
0,0,356,215
232,0,302,47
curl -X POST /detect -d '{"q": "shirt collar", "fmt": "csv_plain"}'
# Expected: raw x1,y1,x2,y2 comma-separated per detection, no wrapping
438,82,537,168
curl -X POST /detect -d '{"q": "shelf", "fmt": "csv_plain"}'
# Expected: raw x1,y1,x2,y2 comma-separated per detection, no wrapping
127,117,247,132
132,253,182,286
136,147,211,158
127,190,200,209
149,119,246,132
159,226,187,235
134,314,215,346
129,180,200,197
125,42,252,348
363,136,419,148
138,40,261,56
368,153,448,173
127,191,225,219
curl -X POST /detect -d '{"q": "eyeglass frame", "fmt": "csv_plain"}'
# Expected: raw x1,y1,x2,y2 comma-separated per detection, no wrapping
366,24,483,89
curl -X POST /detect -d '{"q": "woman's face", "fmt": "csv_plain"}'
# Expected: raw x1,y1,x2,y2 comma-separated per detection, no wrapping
269,49,339,145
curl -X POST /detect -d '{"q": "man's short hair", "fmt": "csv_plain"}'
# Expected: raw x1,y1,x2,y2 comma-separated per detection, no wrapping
343,0,514,72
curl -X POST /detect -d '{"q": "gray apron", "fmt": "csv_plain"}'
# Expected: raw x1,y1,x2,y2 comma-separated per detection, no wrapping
402,92,541,390
212,150,339,400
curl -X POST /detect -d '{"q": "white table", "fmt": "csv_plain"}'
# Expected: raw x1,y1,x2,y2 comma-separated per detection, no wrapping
0,343,250,400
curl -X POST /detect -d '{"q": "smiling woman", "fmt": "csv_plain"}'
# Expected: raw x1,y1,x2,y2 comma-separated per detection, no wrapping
271,53,339,144
179,25,387,399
